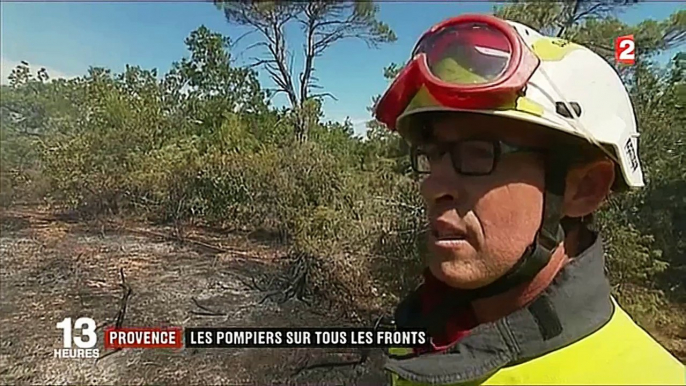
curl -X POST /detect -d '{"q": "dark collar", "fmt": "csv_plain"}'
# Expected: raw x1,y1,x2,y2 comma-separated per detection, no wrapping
385,234,614,385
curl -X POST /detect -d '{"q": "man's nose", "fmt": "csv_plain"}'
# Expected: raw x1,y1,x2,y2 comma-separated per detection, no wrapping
420,153,461,206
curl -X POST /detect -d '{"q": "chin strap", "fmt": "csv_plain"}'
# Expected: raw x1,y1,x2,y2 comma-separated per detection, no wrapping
470,185,565,299
394,156,569,336
474,154,568,298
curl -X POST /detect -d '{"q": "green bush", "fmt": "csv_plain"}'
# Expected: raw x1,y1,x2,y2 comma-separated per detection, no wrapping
1,25,683,326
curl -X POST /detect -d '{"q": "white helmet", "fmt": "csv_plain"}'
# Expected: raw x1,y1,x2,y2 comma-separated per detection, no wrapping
396,20,644,190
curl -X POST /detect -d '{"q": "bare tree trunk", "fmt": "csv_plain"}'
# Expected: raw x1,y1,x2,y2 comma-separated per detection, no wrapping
215,1,396,142
557,0,581,37
294,105,309,143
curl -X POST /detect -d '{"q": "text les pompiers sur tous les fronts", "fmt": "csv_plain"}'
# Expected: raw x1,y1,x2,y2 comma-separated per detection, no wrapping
184,327,428,348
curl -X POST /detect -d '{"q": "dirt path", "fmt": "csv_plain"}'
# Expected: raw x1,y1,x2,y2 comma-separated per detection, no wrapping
0,209,387,385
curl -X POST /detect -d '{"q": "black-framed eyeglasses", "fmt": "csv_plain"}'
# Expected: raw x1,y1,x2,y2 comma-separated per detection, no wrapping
410,140,545,176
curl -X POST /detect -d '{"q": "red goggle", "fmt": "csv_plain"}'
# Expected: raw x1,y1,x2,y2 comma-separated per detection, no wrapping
374,14,540,131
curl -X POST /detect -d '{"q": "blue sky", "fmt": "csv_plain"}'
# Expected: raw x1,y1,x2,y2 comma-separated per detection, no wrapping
1,1,682,136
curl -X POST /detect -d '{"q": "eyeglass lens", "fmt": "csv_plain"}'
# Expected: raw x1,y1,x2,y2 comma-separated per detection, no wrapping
413,140,497,175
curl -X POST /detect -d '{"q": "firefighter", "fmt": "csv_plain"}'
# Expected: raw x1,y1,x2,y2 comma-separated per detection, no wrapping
373,14,685,385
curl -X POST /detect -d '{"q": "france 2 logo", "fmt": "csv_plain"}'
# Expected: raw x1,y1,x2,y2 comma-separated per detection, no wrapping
615,35,635,65
54,317,100,359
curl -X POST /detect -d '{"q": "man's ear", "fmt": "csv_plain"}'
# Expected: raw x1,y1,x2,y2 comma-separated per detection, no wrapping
562,159,615,218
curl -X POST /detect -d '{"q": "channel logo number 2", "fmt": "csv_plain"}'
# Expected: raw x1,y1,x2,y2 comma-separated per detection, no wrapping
615,35,635,65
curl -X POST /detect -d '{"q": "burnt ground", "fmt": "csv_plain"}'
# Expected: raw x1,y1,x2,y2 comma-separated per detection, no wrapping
1,208,684,385
0,208,387,385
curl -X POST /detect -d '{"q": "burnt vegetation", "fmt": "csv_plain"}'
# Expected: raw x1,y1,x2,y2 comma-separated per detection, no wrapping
1,1,684,381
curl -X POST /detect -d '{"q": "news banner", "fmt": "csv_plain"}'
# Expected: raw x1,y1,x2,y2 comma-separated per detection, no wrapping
54,317,427,358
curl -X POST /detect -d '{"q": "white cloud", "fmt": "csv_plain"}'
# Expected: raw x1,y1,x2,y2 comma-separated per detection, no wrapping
350,117,371,138
1,57,77,85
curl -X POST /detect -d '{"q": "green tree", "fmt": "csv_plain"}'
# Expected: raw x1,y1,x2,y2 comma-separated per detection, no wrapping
163,25,272,137
0,62,87,205
494,0,639,37
494,2,685,67
362,62,409,174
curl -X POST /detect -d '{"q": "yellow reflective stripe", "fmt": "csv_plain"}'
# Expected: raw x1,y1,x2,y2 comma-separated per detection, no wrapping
387,347,419,386
514,96,544,116
530,37,581,61
388,347,414,357
405,85,441,112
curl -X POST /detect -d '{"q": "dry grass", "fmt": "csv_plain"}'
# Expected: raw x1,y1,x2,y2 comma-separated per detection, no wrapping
1,208,682,386
0,208,386,385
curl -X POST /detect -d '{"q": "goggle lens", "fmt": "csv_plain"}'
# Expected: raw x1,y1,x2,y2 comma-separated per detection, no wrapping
414,22,512,86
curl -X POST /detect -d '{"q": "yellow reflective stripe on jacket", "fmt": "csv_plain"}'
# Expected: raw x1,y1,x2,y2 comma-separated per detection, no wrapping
387,301,685,385
388,347,414,357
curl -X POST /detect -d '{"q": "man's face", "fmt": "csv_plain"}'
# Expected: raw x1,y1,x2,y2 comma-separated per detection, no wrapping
417,113,550,289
